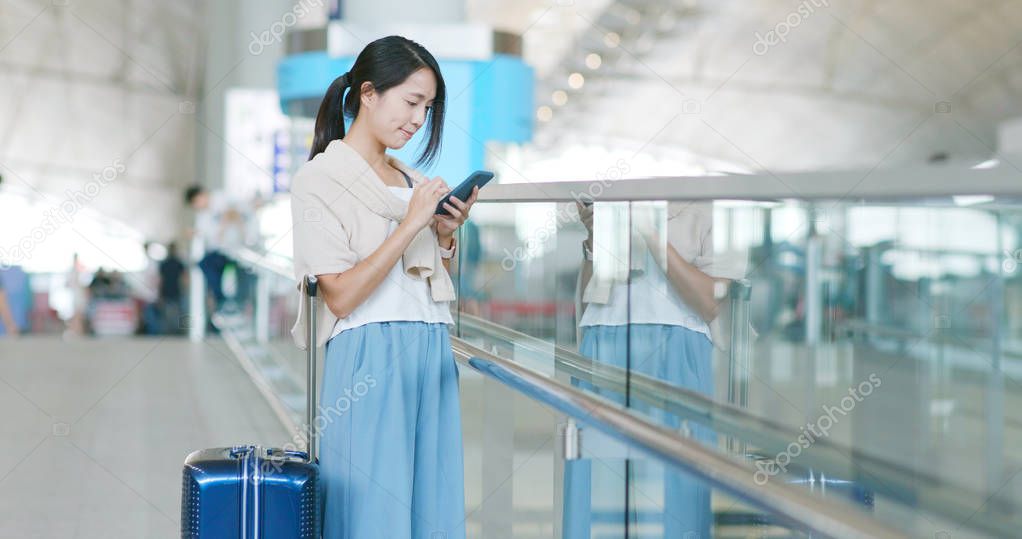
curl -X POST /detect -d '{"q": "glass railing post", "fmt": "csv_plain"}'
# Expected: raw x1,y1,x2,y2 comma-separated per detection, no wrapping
727,279,752,456
255,268,270,343
986,232,1006,495
864,244,885,348
188,236,206,341
805,234,823,346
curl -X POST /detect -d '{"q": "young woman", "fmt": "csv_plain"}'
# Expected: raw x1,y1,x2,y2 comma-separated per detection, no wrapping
290,36,477,539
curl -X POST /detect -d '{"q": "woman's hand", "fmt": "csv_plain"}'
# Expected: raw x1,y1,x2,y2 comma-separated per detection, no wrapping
576,201,594,237
435,185,479,239
404,178,449,231
576,202,594,262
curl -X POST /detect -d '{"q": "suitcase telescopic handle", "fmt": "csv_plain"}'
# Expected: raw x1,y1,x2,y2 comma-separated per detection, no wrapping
304,275,319,464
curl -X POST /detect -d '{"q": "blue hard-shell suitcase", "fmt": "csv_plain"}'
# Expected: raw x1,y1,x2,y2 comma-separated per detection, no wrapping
181,275,323,538
181,446,319,538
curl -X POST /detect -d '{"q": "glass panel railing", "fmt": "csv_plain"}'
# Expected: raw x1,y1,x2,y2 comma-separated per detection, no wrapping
461,183,1022,538
667,197,1020,538
458,341,863,538
215,166,1022,538
459,303,1018,537
453,338,908,538
211,247,309,441
457,351,561,538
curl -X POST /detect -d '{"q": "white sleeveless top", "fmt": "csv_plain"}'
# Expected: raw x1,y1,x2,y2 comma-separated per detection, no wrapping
329,185,454,339
579,250,712,338
578,202,748,342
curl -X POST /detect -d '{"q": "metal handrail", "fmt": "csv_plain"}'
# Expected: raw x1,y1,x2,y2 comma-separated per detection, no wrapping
449,336,909,539
461,311,849,457
231,246,293,279
477,163,1022,203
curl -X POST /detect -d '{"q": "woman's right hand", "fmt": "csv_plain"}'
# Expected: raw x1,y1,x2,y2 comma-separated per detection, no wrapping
576,202,594,237
404,177,449,231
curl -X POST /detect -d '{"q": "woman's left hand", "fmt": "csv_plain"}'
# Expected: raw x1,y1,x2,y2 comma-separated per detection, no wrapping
435,185,479,240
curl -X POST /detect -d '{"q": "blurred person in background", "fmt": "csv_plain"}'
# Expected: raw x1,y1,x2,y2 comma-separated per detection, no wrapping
0,173,17,336
158,242,187,335
87,268,119,298
185,185,255,318
64,253,88,337
138,242,162,334
86,268,132,334
0,272,20,337
0,264,30,337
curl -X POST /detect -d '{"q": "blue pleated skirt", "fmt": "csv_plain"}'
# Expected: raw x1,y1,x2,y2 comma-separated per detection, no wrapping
320,321,466,539
564,323,715,539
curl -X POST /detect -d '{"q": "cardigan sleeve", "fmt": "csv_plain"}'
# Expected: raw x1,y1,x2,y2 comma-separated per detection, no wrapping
291,188,359,277
667,201,747,280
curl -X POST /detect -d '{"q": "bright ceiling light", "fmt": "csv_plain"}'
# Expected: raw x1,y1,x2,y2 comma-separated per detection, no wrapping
568,72,585,89
585,53,602,70
536,106,553,122
604,32,620,48
552,90,568,106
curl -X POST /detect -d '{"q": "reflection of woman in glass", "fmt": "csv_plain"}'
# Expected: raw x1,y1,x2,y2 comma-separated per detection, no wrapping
566,201,746,538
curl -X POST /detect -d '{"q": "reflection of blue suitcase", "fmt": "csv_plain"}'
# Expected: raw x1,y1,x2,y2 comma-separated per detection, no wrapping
787,469,874,509
181,276,323,538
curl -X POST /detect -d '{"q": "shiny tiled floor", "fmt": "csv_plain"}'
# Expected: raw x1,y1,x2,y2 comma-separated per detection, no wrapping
0,336,289,539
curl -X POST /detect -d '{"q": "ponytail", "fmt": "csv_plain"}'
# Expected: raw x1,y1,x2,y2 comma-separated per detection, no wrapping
307,72,352,160
305,36,447,167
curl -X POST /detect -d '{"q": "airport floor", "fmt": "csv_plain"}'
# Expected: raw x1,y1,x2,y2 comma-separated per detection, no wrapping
0,334,565,539
0,336,290,539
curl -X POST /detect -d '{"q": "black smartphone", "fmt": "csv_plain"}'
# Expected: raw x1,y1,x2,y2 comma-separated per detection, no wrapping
435,170,494,215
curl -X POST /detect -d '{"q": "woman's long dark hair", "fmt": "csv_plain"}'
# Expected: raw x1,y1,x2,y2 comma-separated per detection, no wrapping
307,35,446,167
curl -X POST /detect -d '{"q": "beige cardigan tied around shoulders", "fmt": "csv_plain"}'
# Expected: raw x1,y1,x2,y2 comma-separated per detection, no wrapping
289,139,455,350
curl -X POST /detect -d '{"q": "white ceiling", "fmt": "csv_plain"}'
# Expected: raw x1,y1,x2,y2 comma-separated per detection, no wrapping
477,0,1022,173
2,0,1022,248
0,0,205,241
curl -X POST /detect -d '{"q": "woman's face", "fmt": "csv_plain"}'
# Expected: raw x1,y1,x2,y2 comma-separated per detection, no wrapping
360,67,437,150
